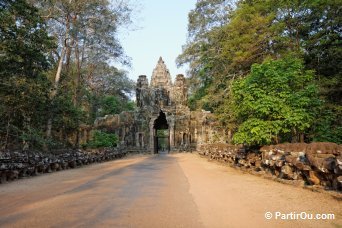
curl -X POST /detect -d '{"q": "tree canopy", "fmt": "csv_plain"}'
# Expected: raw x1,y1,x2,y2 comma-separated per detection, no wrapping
178,0,341,144
1,0,341,149
232,57,320,145
0,0,135,150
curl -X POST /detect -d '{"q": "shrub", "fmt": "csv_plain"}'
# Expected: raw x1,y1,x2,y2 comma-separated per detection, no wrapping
87,130,118,148
232,57,321,145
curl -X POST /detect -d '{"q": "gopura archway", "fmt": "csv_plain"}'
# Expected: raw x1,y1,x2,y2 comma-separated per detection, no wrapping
92,57,221,153
153,110,170,153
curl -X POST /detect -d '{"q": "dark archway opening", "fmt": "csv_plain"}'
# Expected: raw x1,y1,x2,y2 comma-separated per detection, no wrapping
153,111,170,153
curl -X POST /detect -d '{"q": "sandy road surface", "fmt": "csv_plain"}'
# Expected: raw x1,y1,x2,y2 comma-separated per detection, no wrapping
0,153,340,228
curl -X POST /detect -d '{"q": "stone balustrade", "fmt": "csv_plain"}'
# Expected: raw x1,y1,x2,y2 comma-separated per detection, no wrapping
198,142,342,191
0,149,127,184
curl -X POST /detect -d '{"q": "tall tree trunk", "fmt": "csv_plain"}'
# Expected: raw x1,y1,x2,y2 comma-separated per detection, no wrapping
22,115,30,150
64,38,74,74
74,36,81,147
46,45,67,139
291,128,298,143
46,15,71,140
72,14,82,148
73,36,81,106
4,117,11,149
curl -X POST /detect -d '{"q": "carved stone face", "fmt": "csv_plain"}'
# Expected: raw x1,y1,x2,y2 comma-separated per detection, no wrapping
137,75,148,87
150,57,172,88
175,74,185,86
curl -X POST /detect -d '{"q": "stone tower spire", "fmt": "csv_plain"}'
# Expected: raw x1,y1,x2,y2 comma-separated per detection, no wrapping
150,57,172,88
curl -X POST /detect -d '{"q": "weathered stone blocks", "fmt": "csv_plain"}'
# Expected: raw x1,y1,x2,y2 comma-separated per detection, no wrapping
0,149,127,184
198,142,342,191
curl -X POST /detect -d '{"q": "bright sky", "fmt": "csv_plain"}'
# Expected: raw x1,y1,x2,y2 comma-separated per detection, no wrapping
120,0,197,82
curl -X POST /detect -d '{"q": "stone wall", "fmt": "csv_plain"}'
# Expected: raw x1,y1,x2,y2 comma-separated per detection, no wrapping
0,149,127,184
198,142,342,191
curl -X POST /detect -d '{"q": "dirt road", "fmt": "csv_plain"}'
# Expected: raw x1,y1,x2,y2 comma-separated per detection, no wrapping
0,153,340,227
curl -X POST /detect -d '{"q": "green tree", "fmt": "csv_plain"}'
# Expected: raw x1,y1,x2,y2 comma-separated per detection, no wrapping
299,0,342,142
312,109,342,144
0,0,54,78
85,62,135,122
86,130,118,148
179,0,341,144
97,95,134,117
32,0,133,139
87,62,134,99
176,0,233,111
0,0,55,149
232,57,321,145
178,0,288,111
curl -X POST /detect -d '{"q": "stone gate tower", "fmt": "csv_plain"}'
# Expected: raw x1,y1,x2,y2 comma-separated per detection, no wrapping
135,57,190,152
93,57,226,153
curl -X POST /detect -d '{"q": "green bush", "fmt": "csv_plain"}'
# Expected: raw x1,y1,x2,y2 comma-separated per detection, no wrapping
232,57,321,145
98,96,135,117
19,127,66,150
87,130,118,148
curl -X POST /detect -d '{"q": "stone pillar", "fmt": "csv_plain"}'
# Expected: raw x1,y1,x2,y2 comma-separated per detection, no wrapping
169,122,175,150
194,128,198,143
142,135,144,148
136,133,140,147
149,119,156,152
121,127,126,146
138,133,144,148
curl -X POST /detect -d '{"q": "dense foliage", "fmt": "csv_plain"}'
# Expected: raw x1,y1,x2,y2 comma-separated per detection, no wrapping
0,0,135,150
1,0,341,149
0,0,55,149
97,96,135,117
178,0,341,144
86,130,118,148
232,57,320,145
